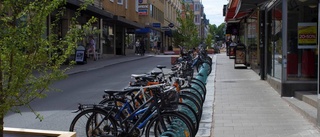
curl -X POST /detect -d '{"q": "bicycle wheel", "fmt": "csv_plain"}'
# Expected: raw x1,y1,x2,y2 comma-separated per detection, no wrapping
145,111,195,137
179,94,202,120
181,87,204,104
69,108,118,137
177,102,200,133
189,81,206,98
180,90,203,106
191,78,206,89
196,61,212,75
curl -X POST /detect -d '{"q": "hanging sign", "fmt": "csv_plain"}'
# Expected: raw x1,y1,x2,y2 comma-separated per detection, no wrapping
298,22,317,49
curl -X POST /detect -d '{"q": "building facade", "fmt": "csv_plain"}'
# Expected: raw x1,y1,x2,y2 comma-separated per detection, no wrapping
52,0,143,58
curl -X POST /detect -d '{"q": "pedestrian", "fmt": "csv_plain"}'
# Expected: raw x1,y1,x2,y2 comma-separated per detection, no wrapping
140,38,145,56
87,35,97,61
135,39,140,55
156,41,161,55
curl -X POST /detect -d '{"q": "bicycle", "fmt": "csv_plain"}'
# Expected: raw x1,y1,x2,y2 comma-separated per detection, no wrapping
69,84,196,137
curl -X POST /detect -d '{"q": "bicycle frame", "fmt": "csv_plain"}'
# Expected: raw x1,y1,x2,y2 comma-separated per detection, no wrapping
110,84,170,135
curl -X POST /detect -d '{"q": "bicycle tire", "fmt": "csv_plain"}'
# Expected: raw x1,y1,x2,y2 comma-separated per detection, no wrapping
179,94,202,119
196,61,212,76
181,87,205,104
69,108,118,137
189,81,206,98
177,102,200,133
144,111,195,137
180,90,203,106
191,78,206,89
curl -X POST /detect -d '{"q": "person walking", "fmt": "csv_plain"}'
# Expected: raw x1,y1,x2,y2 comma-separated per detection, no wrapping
135,39,140,55
87,35,97,61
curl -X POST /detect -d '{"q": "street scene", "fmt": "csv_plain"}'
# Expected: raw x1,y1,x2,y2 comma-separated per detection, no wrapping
1,0,320,137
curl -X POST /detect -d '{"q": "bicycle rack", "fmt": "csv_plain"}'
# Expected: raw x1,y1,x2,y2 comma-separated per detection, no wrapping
169,58,212,136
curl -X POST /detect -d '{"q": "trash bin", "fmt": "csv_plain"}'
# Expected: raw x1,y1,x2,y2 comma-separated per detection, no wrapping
75,45,87,64
234,43,246,69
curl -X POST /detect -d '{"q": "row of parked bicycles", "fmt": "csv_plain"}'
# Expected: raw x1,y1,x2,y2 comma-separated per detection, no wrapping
69,45,213,137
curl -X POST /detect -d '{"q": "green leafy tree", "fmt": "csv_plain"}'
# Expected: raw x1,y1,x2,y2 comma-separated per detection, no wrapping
209,23,225,42
173,1,200,50
205,33,213,49
0,0,96,135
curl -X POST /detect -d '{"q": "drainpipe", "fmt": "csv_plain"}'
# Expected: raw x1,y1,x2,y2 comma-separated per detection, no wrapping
317,0,320,127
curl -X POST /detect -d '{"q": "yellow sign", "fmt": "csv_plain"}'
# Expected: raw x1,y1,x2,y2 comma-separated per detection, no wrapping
298,23,317,49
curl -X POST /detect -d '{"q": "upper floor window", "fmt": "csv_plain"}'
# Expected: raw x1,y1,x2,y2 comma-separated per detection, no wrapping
125,0,128,9
195,4,200,11
118,0,123,4
135,0,138,12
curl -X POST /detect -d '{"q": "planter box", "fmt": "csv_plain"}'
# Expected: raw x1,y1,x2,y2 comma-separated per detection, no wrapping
171,55,179,65
4,127,76,137
173,48,180,55
207,49,214,54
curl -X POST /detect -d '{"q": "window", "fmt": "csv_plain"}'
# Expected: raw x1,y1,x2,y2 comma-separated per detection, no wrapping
135,0,138,12
266,2,282,79
110,0,114,2
118,0,123,5
194,15,200,24
125,0,128,9
195,4,200,11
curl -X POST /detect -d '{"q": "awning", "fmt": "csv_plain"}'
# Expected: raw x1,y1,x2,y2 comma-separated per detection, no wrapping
236,0,269,15
135,28,151,34
113,16,144,29
225,0,240,22
225,0,269,22
67,0,113,19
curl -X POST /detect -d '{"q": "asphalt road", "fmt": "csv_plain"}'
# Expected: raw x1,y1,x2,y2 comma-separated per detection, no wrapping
4,56,172,131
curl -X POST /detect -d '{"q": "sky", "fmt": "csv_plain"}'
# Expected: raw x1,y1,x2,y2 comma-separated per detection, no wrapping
202,0,229,26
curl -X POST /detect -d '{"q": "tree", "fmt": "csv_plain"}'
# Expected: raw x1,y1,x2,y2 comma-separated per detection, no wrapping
0,0,96,135
173,1,200,50
209,23,225,42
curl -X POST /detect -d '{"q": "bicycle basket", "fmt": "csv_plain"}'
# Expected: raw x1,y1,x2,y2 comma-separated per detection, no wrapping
160,87,179,110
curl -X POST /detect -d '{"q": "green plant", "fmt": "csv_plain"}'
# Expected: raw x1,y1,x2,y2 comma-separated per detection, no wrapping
172,0,200,50
0,0,96,135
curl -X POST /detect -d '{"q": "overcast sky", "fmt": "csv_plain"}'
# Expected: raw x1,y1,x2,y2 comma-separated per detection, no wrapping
202,0,228,26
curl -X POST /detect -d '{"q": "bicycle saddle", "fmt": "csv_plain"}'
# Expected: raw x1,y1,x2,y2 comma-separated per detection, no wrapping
156,65,166,69
104,88,139,96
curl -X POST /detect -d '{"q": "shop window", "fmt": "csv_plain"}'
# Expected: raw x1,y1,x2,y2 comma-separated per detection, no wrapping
247,14,259,71
287,0,318,80
266,2,282,79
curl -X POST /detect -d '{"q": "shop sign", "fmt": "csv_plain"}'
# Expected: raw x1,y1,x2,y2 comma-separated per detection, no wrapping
234,44,246,65
138,9,148,15
298,22,317,49
139,5,148,9
161,26,170,31
168,23,174,28
152,23,161,28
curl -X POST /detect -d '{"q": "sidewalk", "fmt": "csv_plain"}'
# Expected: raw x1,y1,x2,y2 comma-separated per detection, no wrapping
212,53,320,137
64,53,152,75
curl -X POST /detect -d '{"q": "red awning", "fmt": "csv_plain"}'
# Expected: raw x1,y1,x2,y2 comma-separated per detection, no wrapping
225,0,240,21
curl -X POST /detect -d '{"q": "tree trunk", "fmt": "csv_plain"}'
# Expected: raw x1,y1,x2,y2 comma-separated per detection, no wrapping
0,114,3,137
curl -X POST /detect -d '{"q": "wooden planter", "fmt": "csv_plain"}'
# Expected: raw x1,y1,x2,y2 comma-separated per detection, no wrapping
171,55,179,65
173,48,180,55
207,49,214,54
4,127,76,137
